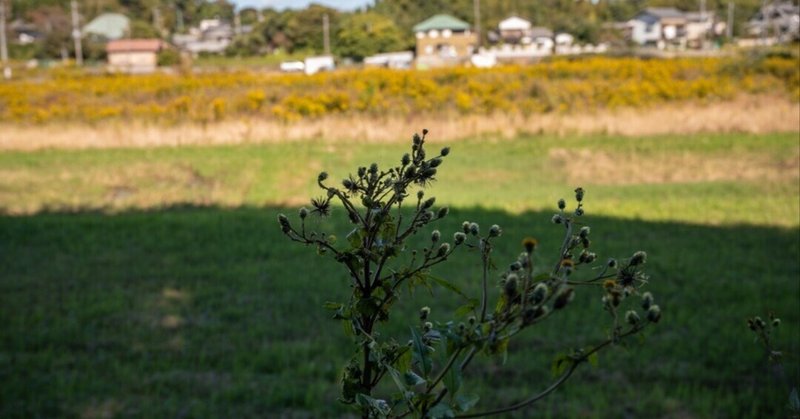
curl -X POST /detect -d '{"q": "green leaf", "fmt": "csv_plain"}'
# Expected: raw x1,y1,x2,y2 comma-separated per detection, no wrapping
443,357,462,398
487,336,510,365
551,353,573,377
454,299,479,317
427,403,455,419
347,228,363,249
428,275,471,301
342,320,355,337
410,327,432,377
588,351,599,368
323,301,343,310
455,393,480,412
385,365,407,393
403,370,426,388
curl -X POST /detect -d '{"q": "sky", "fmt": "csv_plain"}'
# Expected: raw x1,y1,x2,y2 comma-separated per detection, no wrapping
230,0,374,11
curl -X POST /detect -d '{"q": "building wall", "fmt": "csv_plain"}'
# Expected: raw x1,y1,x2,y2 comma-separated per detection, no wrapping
415,30,478,59
630,20,662,44
108,51,158,73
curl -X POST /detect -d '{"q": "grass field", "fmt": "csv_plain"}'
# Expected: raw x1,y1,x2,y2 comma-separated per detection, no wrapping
1,132,798,417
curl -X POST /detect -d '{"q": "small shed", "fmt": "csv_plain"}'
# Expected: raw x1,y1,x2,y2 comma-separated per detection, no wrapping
106,39,165,74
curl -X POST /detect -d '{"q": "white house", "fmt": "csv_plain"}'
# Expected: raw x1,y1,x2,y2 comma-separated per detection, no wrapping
627,8,687,48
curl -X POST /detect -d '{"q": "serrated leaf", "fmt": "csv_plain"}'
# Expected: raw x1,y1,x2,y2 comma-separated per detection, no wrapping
428,275,471,301
410,327,432,377
455,299,479,317
455,393,480,412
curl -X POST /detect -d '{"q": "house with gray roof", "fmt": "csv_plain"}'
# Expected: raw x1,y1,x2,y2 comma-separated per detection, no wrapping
627,7,722,49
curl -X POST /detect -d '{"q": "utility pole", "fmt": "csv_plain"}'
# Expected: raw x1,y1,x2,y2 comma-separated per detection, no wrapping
323,13,331,55
0,0,10,79
700,0,707,47
71,0,83,66
473,0,481,50
727,1,734,39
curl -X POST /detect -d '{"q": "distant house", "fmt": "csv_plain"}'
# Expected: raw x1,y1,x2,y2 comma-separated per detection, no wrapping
10,20,42,45
628,8,688,48
498,16,533,44
363,51,414,69
84,13,130,41
106,39,165,74
172,18,235,55
413,14,477,68
747,2,800,42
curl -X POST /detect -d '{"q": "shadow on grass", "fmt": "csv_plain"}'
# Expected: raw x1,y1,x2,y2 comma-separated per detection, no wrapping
0,205,797,418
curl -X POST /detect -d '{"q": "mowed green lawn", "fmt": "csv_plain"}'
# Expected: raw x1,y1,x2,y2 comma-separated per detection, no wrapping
0,133,798,417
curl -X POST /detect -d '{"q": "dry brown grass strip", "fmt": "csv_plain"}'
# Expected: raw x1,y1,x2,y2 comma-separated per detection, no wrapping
1,95,797,151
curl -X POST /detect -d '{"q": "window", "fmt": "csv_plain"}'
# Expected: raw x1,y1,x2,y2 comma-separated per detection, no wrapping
428,29,439,38
442,29,452,38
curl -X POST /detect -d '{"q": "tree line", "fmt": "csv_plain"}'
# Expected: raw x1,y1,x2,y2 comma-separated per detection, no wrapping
6,0,764,61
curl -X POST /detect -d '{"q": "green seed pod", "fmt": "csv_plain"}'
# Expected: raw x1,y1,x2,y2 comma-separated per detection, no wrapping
431,230,441,242
558,198,566,210
607,258,618,268
401,153,411,165
453,232,466,245
420,306,431,321
553,287,575,310
630,251,647,266
430,158,443,168
531,283,549,304
422,197,436,209
299,207,308,219
551,214,563,224
462,221,471,234
574,207,585,216
469,223,480,236
574,187,585,202
641,292,654,310
579,226,591,238
437,243,450,257
647,305,661,323
441,147,450,156
625,310,641,325
437,207,449,218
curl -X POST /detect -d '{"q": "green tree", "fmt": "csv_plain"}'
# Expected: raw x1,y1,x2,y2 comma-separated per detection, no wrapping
335,12,406,60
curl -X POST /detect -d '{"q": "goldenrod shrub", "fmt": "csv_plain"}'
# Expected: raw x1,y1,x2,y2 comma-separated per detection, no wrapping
0,56,796,124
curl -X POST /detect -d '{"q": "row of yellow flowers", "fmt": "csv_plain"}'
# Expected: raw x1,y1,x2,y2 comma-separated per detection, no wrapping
0,56,796,124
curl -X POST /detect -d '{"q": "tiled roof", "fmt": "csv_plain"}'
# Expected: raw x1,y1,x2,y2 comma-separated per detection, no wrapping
106,39,164,53
413,14,471,32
